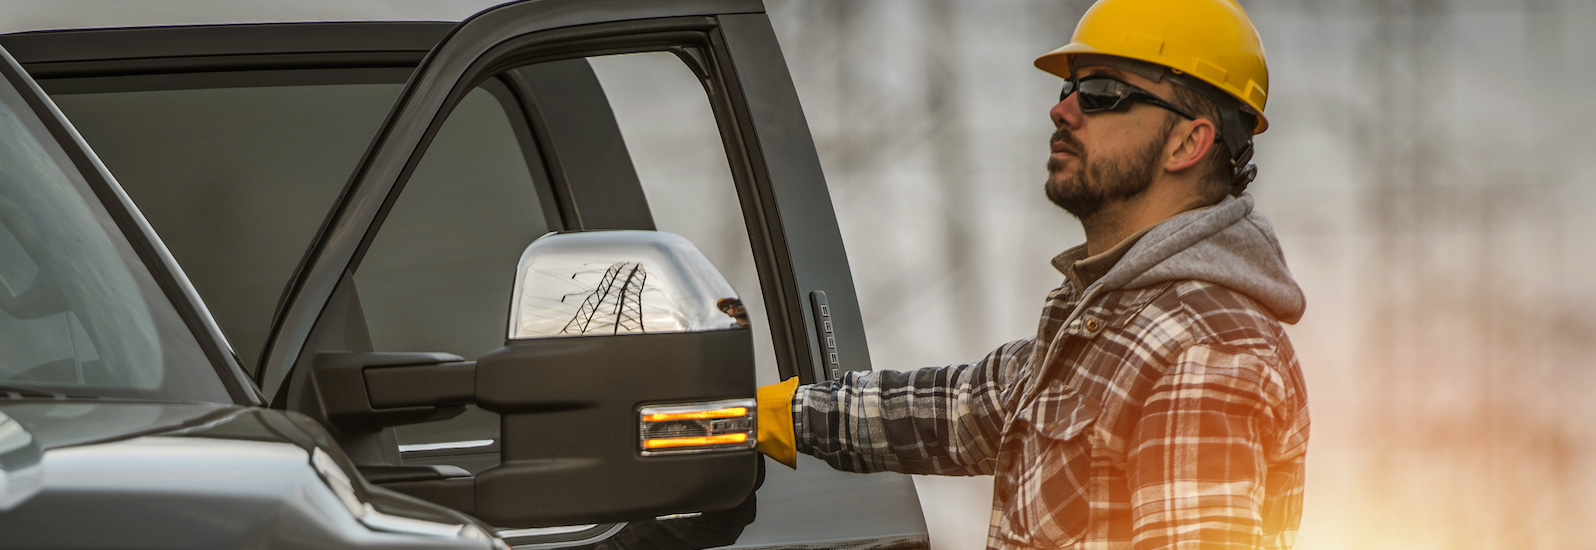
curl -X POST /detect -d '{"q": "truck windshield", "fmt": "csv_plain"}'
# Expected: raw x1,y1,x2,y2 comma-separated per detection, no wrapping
0,73,229,402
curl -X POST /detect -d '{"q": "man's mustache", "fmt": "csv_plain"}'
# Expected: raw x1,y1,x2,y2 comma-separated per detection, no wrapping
1050,129,1084,156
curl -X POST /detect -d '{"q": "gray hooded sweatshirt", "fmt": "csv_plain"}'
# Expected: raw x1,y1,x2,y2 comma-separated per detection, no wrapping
1066,193,1305,324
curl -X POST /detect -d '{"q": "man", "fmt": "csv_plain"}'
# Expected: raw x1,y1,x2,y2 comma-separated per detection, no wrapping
756,0,1309,548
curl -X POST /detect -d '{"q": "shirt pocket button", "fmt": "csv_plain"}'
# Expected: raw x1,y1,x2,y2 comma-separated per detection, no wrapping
1084,318,1101,332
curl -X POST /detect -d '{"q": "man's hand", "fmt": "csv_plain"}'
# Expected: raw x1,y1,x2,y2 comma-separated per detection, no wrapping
756,377,799,468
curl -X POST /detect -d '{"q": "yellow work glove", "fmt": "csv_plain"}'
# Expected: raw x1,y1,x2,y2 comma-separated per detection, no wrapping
756,377,799,469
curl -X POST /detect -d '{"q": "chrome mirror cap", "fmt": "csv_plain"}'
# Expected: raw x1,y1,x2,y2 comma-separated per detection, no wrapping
508,231,746,339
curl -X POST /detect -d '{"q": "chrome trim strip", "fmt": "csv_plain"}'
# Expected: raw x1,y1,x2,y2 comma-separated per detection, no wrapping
497,524,598,538
502,523,626,549
397,438,495,453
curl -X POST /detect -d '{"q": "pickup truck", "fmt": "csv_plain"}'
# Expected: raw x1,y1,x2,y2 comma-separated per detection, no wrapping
0,0,929,548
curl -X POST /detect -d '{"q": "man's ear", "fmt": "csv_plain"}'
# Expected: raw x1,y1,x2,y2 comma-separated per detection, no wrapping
1164,118,1217,173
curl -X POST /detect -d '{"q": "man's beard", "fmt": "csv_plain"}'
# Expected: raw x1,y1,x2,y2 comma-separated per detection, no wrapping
1044,128,1165,220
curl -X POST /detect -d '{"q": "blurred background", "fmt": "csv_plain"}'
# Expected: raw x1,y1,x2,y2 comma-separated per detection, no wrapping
761,0,1596,548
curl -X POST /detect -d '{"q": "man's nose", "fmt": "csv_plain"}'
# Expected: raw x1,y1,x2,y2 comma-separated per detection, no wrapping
1051,90,1082,130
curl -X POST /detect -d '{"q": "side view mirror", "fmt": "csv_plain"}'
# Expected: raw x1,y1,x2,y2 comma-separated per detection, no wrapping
475,231,758,526
311,230,758,528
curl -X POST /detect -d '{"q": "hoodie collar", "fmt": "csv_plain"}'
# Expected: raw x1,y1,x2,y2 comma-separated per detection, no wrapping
1061,194,1307,324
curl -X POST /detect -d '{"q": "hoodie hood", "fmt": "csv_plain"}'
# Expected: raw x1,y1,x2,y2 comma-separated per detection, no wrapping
1093,194,1306,323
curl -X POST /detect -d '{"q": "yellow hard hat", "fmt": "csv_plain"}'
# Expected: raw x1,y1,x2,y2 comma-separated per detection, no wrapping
1035,0,1270,134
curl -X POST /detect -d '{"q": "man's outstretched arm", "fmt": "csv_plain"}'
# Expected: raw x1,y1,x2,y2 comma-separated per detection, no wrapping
780,338,1034,476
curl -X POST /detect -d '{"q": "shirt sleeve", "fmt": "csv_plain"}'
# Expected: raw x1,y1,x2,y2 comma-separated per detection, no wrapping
792,338,1034,476
1126,343,1295,549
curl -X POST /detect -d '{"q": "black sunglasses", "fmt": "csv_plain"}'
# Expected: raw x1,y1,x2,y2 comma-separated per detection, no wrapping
1060,75,1198,120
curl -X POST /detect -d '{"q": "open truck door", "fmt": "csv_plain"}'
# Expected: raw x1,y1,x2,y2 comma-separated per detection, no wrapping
239,0,927,547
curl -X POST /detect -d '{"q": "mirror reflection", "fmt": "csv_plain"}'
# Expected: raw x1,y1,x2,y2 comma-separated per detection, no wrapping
508,231,746,339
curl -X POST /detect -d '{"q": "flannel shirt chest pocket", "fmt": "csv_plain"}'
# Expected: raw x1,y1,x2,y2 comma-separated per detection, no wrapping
996,378,1102,548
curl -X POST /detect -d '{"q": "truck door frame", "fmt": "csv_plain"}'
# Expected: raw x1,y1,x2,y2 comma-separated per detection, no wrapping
260,0,872,404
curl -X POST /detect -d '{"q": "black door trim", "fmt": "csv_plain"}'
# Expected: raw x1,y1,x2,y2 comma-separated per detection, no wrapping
0,22,453,68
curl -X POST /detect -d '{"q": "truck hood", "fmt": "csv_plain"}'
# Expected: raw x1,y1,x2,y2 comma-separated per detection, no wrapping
0,401,500,549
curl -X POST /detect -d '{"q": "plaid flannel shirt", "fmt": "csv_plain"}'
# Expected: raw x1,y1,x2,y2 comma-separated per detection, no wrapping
795,270,1309,549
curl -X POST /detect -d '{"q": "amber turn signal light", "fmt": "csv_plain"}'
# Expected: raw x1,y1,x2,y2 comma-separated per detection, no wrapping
638,398,756,457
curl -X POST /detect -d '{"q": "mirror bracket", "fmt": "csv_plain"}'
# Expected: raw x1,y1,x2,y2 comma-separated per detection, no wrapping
311,351,473,430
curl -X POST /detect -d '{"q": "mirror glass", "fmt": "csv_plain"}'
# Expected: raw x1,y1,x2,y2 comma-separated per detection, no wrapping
508,231,746,339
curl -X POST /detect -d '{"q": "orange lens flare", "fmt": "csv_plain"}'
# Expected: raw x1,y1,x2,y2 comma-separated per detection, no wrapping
642,407,749,423
641,433,749,449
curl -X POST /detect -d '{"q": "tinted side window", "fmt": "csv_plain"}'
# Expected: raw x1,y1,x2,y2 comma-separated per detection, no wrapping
52,78,407,374
587,52,783,386
353,79,552,450
354,81,550,357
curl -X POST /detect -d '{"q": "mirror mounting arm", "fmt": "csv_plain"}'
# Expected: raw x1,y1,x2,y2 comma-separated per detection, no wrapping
311,351,474,430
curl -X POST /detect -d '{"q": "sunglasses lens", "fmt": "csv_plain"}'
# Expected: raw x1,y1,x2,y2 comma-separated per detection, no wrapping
1076,79,1130,112
1060,76,1198,121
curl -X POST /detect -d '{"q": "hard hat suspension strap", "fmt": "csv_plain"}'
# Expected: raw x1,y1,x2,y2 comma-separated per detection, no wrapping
1170,73,1258,196
1215,104,1258,196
